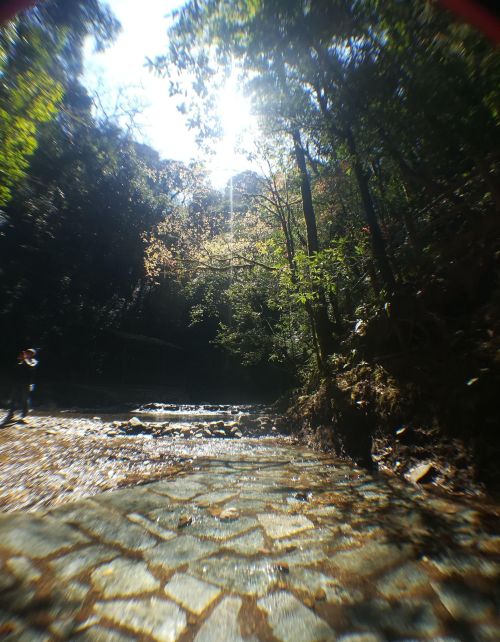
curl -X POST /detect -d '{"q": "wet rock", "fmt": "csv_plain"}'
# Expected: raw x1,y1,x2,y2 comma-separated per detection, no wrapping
349,598,440,637
258,591,335,642
5,557,41,583
91,558,160,597
219,507,240,521
60,503,157,551
189,556,278,596
478,535,500,555
257,513,314,539
50,545,118,580
406,462,436,484
189,514,257,541
238,415,258,429
164,573,221,614
427,553,499,578
288,567,360,605
193,596,256,642
178,514,193,528
196,491,238,506
329,541,410,577
0,514,88,558
152,479,205,500
376,562,430,598
75,625,136,641
127,513,177,540
0,567,16,592
275,547,327,567
64,580,89,602
144,535,218,570
431,580,495,621
337,633,384,642
223,529,266,556
95,486,168,514
94,597,186,642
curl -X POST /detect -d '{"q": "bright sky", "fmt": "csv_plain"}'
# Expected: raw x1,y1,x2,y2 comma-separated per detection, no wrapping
83,0,257,187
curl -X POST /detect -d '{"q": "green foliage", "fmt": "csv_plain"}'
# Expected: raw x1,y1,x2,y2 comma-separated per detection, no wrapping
157,0,500,382
0,0,119,208
1,0,499,396
0,27,63,206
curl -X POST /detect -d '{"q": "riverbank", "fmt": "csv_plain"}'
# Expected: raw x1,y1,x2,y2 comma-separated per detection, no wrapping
281,367,498,499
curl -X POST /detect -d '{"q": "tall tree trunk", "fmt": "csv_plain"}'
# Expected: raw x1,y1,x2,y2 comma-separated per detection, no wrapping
292,129,319,256
344,128,396,292
313,80,396,292
291,128,336,365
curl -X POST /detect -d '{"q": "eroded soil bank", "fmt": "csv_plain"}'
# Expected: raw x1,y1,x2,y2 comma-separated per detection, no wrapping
281,367,499,499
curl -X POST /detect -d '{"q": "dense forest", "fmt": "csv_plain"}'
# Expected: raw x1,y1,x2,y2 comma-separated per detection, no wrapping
1,1,499,484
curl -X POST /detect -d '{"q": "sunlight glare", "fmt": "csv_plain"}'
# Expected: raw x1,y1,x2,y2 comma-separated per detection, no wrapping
211,75,257,187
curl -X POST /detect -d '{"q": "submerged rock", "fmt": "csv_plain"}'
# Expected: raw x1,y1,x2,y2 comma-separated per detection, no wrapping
406,462,435,484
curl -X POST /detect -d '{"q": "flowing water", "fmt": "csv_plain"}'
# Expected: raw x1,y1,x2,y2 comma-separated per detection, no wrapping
0,405,498,641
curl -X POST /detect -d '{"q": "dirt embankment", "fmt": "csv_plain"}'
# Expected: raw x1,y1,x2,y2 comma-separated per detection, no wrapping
281,368,493,498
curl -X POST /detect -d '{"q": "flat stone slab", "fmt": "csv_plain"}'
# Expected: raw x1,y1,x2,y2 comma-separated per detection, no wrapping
94,597,186,641
257,513,314,539
6,556,41,583
93,486,169,514
91,557,160,597
376,562,431,599
60,503,158,551
146,505,203,529
164,572,221,614
288,567,361,605
194,596,259,642
143,535,218,570
258,591,335,642
75,625,136,641
127,512,177,540
328,541,410,577
222,529,265,555
272,527,334,551
196,491,238,506
0,514,88,558
275,546,327,567
151,479,206,500
50,545,118,580
431,580,496,621
189,556,279,596
189,514,257,541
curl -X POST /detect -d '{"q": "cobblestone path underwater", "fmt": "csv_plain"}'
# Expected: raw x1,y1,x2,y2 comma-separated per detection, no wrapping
0,425,499,641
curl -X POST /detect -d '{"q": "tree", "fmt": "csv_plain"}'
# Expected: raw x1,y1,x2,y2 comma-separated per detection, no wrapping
0,0,119,207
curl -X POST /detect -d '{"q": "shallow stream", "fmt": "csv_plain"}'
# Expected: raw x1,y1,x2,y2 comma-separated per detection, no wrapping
0,405,498,640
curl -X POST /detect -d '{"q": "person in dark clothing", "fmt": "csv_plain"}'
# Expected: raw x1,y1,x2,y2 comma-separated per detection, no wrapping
2,348,38,426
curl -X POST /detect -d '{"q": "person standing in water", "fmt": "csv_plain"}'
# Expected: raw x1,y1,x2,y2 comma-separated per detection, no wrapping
2,348,38,426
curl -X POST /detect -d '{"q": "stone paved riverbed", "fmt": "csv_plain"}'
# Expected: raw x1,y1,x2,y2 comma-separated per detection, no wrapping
0,408,276,512
0,413,499,641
